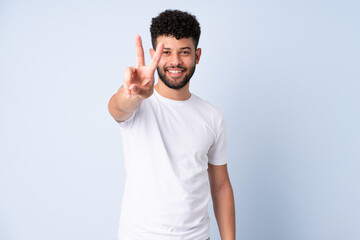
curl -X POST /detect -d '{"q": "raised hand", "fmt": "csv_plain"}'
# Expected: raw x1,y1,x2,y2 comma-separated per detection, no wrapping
124,35,164,99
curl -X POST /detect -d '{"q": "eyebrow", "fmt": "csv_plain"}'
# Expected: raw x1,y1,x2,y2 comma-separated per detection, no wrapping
163,47,193,50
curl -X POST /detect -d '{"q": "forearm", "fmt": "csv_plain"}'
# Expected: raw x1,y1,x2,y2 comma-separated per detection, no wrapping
211,182,236,240
108,85,143,121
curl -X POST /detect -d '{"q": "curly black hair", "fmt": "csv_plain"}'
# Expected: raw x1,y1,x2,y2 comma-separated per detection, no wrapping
150,10,201,49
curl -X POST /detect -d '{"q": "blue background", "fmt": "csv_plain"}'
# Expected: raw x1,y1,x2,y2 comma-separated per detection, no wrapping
1,0,359,239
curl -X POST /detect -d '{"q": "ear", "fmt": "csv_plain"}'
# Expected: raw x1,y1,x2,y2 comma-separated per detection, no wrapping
149,48,155,59
195,48,202,64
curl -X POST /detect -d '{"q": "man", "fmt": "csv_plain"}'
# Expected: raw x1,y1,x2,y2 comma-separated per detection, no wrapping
108,10,235,240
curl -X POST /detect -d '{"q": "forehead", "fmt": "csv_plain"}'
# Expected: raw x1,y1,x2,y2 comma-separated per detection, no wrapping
156,36,195,49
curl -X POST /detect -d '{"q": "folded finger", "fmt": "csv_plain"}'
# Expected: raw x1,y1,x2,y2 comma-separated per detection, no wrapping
124,67,136,85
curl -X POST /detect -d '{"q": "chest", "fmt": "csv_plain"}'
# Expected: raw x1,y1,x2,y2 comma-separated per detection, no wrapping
147,103,215,161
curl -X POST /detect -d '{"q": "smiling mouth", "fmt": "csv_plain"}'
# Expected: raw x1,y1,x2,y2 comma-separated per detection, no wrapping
168,70,183,73
165,67,186,77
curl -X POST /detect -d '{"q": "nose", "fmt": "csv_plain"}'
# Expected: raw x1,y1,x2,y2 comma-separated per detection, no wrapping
169,53,182,66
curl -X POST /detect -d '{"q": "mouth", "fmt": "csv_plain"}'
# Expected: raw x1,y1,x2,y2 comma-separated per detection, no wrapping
165,68,186,78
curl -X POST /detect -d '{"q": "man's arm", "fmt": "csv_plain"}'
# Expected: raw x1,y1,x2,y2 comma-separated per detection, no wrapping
208,163,236,240
108,35,163,122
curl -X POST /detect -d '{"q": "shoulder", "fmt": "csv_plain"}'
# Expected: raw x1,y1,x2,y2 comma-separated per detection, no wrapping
191,94,224,120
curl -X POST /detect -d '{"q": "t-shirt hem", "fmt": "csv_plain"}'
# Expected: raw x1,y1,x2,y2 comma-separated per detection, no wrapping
116,109,137,128
208,160,227,166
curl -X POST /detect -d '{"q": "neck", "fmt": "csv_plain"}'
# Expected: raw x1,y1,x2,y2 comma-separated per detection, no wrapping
154,80,191,101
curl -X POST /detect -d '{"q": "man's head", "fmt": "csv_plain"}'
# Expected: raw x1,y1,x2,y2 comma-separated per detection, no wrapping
150,10,201,90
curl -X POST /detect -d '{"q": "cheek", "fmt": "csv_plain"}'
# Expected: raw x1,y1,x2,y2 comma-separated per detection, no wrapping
188,57,197,66
158,61,165,69
158,57,167,66
189,54,197,64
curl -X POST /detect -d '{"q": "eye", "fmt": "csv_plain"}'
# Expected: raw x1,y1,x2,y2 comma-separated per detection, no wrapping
162,51,170,55
181,51,190,55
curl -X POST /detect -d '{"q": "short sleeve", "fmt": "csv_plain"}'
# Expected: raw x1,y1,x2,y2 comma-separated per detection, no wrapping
208,114,227,165
116,107,139,129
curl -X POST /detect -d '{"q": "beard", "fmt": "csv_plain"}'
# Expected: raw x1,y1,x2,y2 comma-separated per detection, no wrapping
157,64,196,90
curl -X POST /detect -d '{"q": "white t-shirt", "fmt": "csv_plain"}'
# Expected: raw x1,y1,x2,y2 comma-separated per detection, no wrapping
117,89,227,240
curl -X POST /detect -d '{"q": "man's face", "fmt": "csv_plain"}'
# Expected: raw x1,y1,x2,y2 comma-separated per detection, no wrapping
151,36,201,89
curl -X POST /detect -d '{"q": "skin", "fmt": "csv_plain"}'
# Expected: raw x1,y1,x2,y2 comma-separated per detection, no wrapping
150,35,200,97
208,164,236,240
108,35,235,240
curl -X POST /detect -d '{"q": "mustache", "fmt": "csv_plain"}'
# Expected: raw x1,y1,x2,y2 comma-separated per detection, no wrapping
164,65,187,71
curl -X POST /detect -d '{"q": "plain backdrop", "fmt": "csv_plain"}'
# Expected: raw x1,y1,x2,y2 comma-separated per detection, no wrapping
1,0,359,239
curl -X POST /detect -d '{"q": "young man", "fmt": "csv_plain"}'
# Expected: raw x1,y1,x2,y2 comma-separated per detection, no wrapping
108,10,235,240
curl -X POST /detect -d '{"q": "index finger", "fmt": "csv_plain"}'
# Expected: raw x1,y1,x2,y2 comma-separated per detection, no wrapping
135,35,145,67
148,42,164,70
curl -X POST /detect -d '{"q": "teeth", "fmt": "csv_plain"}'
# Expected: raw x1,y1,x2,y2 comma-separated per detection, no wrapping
168,70,182,73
